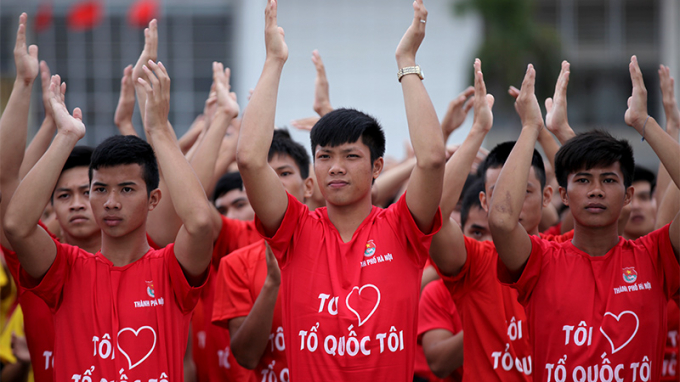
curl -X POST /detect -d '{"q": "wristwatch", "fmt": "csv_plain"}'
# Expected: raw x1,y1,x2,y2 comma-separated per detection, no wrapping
397,66,424,82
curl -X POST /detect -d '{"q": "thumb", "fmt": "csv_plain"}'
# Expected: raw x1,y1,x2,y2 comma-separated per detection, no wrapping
545,98,553,113
486,94,495,109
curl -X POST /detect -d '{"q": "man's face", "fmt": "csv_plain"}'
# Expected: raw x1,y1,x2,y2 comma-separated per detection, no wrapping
463,205,491,242
53,167,100,241
89,164,157,238
269,154,308,203
624,180,656,238
483,166,548,235
314,139,382,207
560,163,632,229
215,188,254,221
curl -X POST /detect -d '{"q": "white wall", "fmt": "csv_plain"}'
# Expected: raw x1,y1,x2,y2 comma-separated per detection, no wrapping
234,0,482,160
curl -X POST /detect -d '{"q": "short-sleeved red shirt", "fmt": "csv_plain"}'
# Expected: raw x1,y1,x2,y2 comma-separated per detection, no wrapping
662,299,679,381
255,193,442,382
417,279,464,382
212,240,287,382
22,241,206,381
192,216,260,382
498,225,680,382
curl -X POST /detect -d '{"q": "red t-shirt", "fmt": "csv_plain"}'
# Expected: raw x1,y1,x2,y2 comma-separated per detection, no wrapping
192,215,260,382
542,222,562,236
498,225,680,382
662,299,680,380
21,241,206,381
212,240,288,382
417,279,464,382
436,232,572,382
256,193,442,382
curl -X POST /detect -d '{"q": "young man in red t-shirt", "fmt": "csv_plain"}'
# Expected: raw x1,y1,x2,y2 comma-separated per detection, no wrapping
235,0,445,380
3,61,216,380
490,57,680,381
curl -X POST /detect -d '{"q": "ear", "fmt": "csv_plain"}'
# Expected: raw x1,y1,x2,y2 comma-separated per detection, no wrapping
480,191,489,213
558,186,569,206
623,185,633,206
148,188,161,212
372,157,384,180
304,177,314,199
542,185,554,208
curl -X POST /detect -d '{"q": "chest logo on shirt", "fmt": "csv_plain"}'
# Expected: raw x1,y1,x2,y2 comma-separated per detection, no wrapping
145,280,155,298
117,326,157,370
345,284,381,326
622,267,638,284
599,310,639,354
364,240,376,257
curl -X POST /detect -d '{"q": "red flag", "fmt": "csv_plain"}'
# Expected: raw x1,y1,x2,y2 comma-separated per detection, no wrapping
128,0,159,28
67,0,103,31
35,2,53,33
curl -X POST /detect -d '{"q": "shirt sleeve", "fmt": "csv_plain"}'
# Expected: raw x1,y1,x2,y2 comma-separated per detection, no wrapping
636,224,680,300
435,237,496,301
254,192,307,267
21,241,75,311
418,280,459,342
496,235,551,306
384,193,443,268
212,245,260,327
165,244,210,314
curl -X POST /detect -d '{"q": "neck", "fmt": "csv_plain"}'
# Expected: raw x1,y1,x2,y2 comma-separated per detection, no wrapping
571,221,620,257
325,197,374,243
100,224,150,266
63,232,102,255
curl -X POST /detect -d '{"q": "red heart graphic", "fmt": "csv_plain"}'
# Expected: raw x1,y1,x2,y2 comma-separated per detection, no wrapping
599,311,639,354
345,284,381,327
117,326,157,369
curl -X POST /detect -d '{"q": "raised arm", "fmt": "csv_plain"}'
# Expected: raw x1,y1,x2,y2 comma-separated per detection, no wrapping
430,59,494,276
489,65,543,277
132,20,157,127
655,65,680,206
229,243,280,369
0,13,40,249
624,56,680,258
138,60,213,279
312,50,333,117
3,75,84,279
236,0,289,236
114,64,138,136
440,86,474,143
399,0,447,232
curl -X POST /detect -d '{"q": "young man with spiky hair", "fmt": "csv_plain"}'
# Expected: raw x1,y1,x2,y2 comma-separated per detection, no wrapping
236,0,445,380
3,60,215,380
623,166,658,240
490,57,680,381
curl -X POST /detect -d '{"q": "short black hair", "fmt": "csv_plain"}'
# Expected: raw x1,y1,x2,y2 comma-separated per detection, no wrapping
212,171,244,203
52,146,94,203
461,177,486,228
310,108,386,163
89,135,159,196
477,141,547,189
269,129,310,179
632,166,656,195
555,130,634,188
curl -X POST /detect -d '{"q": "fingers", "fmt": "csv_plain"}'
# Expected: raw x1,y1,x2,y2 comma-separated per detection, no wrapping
520,64,536,96
40,61,51,89
145,19,158,58
265,0,278,29
312,50,326,74
473,58,487,97
412,0,427,29
545,97,554,113
555,60,570,98
508,86,520,99
463,97,474,114
486,93,495,109
629,56,647,92
15,13,27,49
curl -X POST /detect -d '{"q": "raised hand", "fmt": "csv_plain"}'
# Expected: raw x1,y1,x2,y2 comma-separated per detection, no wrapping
290,116,320,132
132,20,158,84
265,0,288,62
312,50,333,116
625,56,650,132
514,64,544,130
545,61,571,136
114,64,137,135
659,64,680,132
48,75,85,140
213,62,239,118
137,60,171,134
264,242,281,287
441,86,474,141
472,59,494,133
395,0,428,68
40,61,54,117
14,13,39,86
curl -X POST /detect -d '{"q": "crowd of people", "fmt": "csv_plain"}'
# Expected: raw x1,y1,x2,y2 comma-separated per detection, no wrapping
0,0,679,381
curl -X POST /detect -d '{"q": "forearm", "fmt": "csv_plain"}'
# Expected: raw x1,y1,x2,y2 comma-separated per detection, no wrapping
210,137,238,197
20,116,56,179
116,120,137,137
230,281,280,369
656,183,679,228
537,126,560,171
424,331,464,378
639,117,680,189
178,117,205,154
372,157,416,207
190,111,232,191
0,80,33,184
655,124,678,205
440,126,486,217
